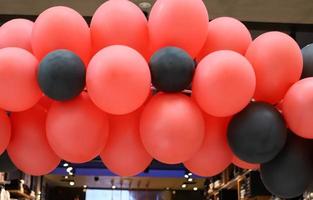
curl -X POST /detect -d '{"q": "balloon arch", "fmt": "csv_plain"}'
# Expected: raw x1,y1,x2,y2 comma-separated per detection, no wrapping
0,0,312,198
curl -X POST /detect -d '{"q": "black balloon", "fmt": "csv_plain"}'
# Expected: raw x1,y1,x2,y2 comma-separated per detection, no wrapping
301,44,313,79
260,132,313,198
149,47,195,92
0,151,17,172
37,49,86,101
227,102,287,163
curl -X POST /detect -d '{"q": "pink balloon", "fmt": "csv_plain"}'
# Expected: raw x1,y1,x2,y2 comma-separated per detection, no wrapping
0,109,11,155
87,45,151,115
32,6,91,65
232,155,260,170
91,0,148,57
184,115,232,177
283,78,313,139
0,19,33,52
0,47,42,111
101,109,152,177
7,105,60,176
46,93,109,163
197,17,252,60
245,31,303,104
148,0,209,58
140,93,205,164
192,50,256,117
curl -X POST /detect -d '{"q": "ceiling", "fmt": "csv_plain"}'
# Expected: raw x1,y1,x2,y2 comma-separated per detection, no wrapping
0,0,313,24
44,174,206,191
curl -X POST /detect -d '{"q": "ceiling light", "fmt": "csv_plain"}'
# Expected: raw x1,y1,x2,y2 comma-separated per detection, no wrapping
188,178,193,182
193,187,198,191
63,163,69,167
184,174,189,179
66,167,73,173
69,181,75,186
83,185,87,188
64,176,68,179
112,185,116,189
188,173,192,176
165,187,170,190
69,172,74,176
181,184,187,188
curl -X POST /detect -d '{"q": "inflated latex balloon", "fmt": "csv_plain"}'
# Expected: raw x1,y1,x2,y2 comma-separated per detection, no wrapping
32,6,91,64
46,93,109,163
7,105,60,176
301,44,313,79
148,0,209,58
87,45,151,115
101,109,152,177
192,50,256,117
283,78,313,138
37,50,86,101
184,115,232,177
227,102,287,163
232,155,260,170
38,96,53,111
0,47,41,111
0,19,33,52
91,0,148,56
140,93,205,164
0,110,10,155
245,32,303,104
0,151,17,173
149,47,195,92
260,132,313,199
197,17,252,60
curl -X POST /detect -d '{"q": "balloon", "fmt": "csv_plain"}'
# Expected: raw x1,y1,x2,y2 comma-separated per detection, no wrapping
32,6,91,65
148,0,209,58
0,110,10,155
227,102,287,163
46,93,109,163
38,95,53,111
301,44,313,79
282,78,313,139
101,109,152,177
0,151,17,172
90,0,148,57
192,50,256,117
232,155,260,170
0,47,41,111
184,115,232,177
260,132,313,199
0,19,33,52
37,50,86,101
197,17,252,60
140,93,205,164
87,45,151,115
149,47,195,92
7,105,60,176
245,31,303,104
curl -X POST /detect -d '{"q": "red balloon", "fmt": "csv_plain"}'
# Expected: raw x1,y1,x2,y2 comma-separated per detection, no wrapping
232,155,260,170
245,32,303,104
283,78,313,139
184,115,232,177
192,50,256,117
148,0,209,58
87,45,151,115
7,105,60,176
0,110,10,155
197,17,252,60
32,6,91,65
101,109,152,176
0,48,42,111
140,93,205,164
46,93,109,163
38,95,53,111
0,19,33,52
90,0,148,57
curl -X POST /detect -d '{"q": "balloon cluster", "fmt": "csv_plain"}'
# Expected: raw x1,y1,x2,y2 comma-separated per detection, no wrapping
0,0,312,198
